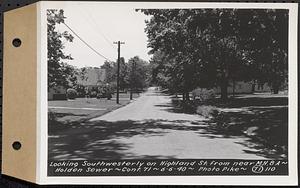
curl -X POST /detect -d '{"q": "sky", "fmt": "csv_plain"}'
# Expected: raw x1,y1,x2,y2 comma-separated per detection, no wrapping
55,3,152,68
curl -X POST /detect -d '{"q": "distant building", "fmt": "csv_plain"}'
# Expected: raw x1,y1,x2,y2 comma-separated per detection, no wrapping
48,85,67,100
77,67,106,90
48,67,107,100
213,81,274,95
254,83,272,93
214,81,272,95
214,81,253,94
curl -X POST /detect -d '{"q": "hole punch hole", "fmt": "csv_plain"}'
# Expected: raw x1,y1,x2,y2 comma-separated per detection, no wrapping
12,38,22,47
12,141,22,150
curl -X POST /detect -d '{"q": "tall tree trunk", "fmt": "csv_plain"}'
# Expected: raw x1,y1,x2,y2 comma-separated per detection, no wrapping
273,87,279,94
185,92,190,101
232,79,235,97
251,80,256,93
272,81,280,94
220,55,229,101
221,78,228,100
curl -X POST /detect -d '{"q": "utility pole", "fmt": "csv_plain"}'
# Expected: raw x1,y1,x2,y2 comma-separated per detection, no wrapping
113,41,125,104
130,60,136,100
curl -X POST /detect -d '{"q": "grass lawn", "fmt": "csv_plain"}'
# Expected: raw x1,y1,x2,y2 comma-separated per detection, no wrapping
171,92,288,159
48,93,140,122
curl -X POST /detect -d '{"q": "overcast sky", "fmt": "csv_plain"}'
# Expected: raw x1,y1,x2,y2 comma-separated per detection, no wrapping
55,3,152,68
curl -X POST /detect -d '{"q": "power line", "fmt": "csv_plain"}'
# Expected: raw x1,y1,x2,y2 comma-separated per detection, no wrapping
77,6,137,61
63,22,112,62
82,8,116,50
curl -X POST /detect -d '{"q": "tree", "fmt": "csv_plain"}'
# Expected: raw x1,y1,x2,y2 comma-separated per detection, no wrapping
101,61,115,83
47,9,75,89
119,57,129,90
149,51,185,95
141,9,240,100
127,56,150,91
63,63,79,88
100,58,128,90
235,9,288,93
101,57,150,92
148,50,168,86
140,9,288,100
140,9,198,100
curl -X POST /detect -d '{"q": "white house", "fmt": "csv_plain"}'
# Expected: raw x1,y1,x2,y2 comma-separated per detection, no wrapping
214,81,253,94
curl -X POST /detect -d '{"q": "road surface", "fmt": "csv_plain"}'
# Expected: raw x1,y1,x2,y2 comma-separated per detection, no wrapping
90,87,267,159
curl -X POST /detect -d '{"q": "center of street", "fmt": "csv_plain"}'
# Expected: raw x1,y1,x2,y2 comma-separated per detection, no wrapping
89,87,266,159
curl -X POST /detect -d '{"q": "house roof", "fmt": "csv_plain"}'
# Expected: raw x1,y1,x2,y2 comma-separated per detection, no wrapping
77,67,106,86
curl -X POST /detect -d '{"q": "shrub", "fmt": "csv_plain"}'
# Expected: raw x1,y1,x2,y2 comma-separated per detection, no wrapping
96,93,103,99
90,91,97,98
171,98,196,114
66,88,77,99
192,88,215,103
181,101,196,113
106,92,112,100
48,111,57,122
171,97,180,105
73,85,86,97
196,105,219,118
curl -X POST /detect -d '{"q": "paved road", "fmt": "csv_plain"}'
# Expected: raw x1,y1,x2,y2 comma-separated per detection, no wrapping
90,87,266,159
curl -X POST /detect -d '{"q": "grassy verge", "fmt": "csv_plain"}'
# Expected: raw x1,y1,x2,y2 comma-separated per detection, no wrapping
48,93,140,123
171,93,288,159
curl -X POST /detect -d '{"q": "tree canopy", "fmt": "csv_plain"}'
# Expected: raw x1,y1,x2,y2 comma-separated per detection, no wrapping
47,9,76,89
140,9,288,99
101,56,150,91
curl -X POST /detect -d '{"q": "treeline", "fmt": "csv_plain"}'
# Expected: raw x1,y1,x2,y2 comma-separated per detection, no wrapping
100,56,151,92
140,9,288,100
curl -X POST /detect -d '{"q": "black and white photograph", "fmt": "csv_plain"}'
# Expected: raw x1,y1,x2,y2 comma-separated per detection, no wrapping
45,2,296,181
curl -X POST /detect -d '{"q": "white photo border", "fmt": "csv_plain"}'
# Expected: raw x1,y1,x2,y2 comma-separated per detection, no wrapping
38,1,298,185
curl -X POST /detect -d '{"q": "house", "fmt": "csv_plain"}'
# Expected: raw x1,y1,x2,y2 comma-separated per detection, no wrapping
48,85,67,100
77,67,106,91
254,83,272,93
214,80,275,95
48,67,106,100
214,81,253,94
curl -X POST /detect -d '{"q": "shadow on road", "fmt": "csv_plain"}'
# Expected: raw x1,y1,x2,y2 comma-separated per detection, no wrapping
49,118,206,160
155,94,288,160
48,94,288,161
155,100,196,114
